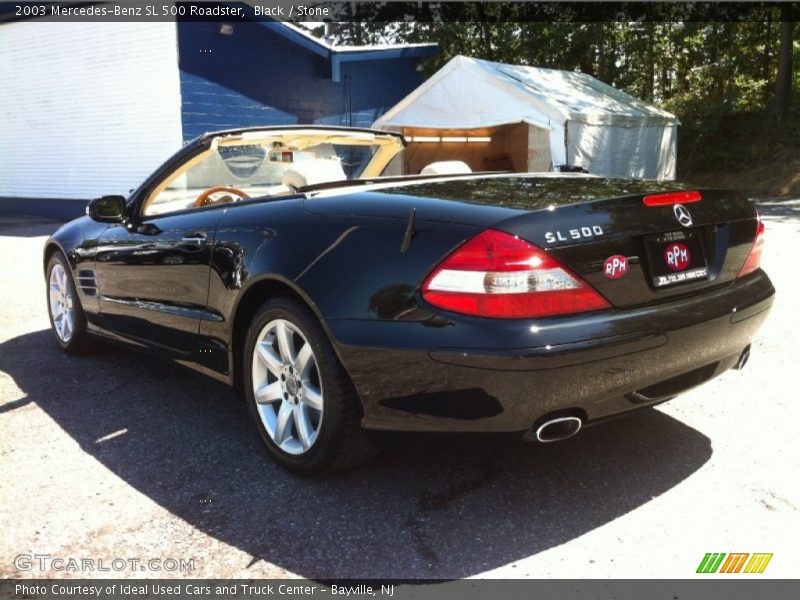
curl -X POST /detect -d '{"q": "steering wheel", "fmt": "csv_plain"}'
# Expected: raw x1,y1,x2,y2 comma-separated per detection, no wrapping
193,186,249,207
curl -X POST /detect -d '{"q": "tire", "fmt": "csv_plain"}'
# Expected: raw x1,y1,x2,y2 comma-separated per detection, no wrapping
243,296,373,475
46,252,94,355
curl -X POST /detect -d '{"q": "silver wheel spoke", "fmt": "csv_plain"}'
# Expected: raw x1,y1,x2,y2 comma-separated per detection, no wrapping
302,386,323,412
294,343,313,378
274,401,293,445
256,342,283,377
275,321,295,363
255,381,283,404
293,404,312,449
64,311,73,337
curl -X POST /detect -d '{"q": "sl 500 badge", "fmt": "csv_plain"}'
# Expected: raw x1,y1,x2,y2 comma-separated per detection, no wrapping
545,225,604,244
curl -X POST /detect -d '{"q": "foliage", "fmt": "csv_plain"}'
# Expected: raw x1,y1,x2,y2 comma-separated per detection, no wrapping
679,111,800,197
301,10,798,194
333,19,791,113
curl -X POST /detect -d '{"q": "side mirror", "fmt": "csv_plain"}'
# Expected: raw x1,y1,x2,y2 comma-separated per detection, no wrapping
87,195,127,223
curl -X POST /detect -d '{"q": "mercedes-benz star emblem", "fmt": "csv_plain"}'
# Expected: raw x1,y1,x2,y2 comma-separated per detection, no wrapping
673,203,693,227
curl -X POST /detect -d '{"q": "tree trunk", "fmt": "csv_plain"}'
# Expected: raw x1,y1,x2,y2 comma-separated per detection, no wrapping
660,23,670,100
475,5,493,59
774,6,794,122
762,22,772,81
646,24,655,102
481,23,493,59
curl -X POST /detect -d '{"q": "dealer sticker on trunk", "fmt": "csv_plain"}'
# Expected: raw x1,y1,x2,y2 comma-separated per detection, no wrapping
603,255,629,279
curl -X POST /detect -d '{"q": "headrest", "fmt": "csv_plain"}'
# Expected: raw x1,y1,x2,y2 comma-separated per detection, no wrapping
420,161,472,176
281,159,346,189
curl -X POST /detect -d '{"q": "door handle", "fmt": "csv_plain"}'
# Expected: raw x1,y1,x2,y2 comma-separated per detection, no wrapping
181,232,208,246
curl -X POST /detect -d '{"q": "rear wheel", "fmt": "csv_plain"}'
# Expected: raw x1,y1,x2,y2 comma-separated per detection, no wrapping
243,297,373,474
46,252,93,354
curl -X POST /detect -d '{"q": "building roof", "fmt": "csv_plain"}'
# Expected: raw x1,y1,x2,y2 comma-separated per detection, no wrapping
0,6,438,84
259,21,438,82
276,21,437,54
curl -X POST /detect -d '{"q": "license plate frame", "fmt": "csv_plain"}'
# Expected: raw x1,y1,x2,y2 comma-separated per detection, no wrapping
644,229,709,288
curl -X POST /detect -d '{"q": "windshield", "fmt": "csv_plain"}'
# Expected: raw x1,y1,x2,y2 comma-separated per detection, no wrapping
144,129,404,216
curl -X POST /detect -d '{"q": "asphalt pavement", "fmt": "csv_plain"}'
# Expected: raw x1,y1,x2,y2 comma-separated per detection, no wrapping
1,203,798,579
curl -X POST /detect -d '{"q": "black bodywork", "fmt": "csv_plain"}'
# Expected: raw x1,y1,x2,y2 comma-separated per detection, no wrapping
45,127,775,435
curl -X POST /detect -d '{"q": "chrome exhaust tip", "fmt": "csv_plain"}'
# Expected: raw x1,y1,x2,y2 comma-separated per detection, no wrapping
535,416,583,443
734,344,751,370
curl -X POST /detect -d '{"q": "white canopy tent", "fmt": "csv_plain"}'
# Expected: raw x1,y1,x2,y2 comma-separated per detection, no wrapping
374,55,680,179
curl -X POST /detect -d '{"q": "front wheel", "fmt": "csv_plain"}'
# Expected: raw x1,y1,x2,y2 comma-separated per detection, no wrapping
46,252,93,354
243,297,373,474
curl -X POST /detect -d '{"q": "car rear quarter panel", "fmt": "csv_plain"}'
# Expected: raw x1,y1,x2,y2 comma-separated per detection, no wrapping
201,197,480,378
207,198,478,321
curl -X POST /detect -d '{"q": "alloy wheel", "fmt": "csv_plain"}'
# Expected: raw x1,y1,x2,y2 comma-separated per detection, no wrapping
49,263,74,343
251,318,324,455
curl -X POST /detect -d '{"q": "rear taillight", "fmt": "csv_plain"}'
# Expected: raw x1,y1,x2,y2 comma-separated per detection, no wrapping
737,213,765,277
421,230,611,318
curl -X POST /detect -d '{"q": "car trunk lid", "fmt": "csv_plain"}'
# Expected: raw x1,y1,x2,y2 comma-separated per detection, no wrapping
305,174,759,309
492,186,758,308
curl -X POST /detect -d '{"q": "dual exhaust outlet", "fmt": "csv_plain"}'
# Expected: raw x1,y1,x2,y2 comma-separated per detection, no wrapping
734,344,751,370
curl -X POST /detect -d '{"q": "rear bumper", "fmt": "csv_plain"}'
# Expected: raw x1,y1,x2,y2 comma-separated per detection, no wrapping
328,271,775,433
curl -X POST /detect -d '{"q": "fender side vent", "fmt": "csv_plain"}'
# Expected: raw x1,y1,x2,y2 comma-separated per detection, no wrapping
76,270,98,296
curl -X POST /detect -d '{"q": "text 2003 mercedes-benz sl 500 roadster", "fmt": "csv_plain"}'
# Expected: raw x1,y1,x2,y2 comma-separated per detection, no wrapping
44,126,774,473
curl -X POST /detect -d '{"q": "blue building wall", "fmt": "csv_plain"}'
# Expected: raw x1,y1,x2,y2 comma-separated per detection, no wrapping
177,22,429,141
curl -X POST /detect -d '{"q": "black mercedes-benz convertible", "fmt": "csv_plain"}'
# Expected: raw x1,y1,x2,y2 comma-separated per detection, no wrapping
44,126,774,473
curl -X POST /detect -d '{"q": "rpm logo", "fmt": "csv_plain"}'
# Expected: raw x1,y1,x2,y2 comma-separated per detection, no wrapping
603,255,629,279
665,242,690,271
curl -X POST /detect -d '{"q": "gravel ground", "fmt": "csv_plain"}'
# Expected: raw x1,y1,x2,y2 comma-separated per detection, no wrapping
0,204,798,580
